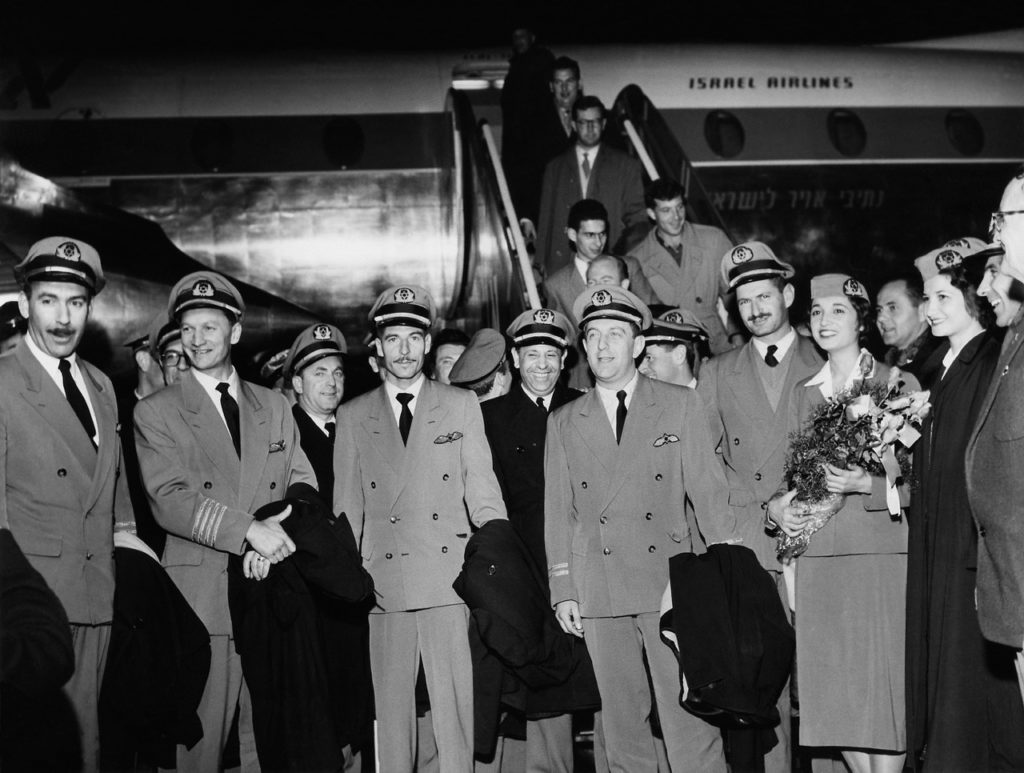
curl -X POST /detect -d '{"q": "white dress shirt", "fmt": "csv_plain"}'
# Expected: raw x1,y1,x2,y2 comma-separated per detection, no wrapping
594,370,639,434
384,374,426,426
192,367,241,432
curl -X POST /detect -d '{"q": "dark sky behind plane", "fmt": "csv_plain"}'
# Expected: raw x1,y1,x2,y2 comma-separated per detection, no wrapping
5,1,1024,55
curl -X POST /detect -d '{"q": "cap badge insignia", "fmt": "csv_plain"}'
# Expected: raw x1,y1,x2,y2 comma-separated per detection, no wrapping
193,280,215,297
533,309,555,324
663,311,683,324
313,324,332,341
731,245,754,264
591,289,612,306
394,287,415,302
843,278,864,297
943,238,969,249
56,241,82,261
935,249,962,269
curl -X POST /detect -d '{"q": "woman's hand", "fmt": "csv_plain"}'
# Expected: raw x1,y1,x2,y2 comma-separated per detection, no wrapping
767,490,816,537
823,463,871,495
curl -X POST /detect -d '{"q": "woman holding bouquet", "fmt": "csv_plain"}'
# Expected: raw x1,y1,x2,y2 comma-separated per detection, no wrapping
768,274,918,773
905,242,1024,771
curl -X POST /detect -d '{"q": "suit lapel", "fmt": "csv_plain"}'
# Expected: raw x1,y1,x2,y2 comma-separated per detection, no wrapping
755,338,820,467
238,382,271,512
181,371,241,486
969,324,1024,452
14,344,97,477
395,380,450,503
79,363,117,511
600,376,661,512
361,386,402,480
570,389,616,476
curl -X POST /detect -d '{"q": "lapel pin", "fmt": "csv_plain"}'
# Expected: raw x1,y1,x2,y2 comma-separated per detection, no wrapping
653,433,680,447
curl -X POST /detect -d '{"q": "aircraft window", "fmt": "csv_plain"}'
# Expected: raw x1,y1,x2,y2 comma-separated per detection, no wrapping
945,109,984,156
703,110,745,159
827,109,866,157
323,117,365,168
191,120,234,172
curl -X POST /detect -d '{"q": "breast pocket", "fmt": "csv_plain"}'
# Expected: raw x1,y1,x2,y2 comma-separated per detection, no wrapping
16,531,63,557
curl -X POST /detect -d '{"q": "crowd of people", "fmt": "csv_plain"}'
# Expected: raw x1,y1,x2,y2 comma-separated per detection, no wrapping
3,26,1024,773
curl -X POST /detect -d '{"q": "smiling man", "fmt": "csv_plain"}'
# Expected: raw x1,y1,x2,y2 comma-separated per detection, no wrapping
133,270,316,770
0,237,136,771
332,285,506,772
544,285,735,771
875,269,939,386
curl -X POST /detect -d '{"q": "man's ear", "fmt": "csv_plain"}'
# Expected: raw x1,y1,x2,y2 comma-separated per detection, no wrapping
373,338,383,358
566,227,578,246
230,322,242,345
511,348,522,370
424,332,432,355
134,349,153,372
783,283,796,309
291,374,304,395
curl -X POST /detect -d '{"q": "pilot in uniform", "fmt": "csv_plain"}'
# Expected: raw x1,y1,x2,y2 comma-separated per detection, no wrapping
0,237,136,771
134,271,316,770
332,285,507,772
544,285,736,772
696,242,823,773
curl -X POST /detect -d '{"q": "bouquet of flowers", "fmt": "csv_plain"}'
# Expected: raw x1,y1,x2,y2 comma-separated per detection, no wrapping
776,370,931,562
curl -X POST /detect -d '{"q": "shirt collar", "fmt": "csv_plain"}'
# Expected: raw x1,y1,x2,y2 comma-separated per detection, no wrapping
752,328,797,361
574,253,590,283
595,369,639,402
521,383,555,408
192,366,240,397
805,349,876,397
576,143,600,165
300,405,335,434
384,373,426,404
25,331,79,373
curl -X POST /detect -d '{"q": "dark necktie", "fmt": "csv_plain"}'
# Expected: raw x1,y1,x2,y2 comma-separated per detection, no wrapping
615,390,627,445
764,344,779,368
397,393,413,445
216,382,241,458
536,396,546,411
325,421,336,443
581,152,591,189
58,358,96,449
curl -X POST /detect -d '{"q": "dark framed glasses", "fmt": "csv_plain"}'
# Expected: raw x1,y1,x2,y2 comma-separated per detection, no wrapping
160,351,191,369
989,209,1024,237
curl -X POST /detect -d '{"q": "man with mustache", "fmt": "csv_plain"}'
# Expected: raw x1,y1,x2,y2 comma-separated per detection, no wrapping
0,237,136,771
333,285,507,772
696,241,823,773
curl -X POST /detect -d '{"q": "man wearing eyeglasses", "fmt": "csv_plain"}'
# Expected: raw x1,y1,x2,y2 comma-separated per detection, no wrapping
536,95,647,276
967,167,1024,707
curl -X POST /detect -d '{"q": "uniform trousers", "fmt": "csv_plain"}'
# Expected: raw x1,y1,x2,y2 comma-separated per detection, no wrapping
174,634,259,771
475,713,574,773
583,612,725,773
68,622,112,773
370,605,474,773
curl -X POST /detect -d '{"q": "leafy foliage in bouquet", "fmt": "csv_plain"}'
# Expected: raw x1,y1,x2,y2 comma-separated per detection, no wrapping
784,379,919,503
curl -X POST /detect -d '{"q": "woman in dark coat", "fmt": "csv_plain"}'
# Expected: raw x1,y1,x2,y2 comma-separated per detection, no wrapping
905,243,1024,771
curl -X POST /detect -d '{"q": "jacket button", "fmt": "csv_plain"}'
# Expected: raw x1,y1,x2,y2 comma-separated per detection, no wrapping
648,545,656,553
645,513,653,520
371,481,376,489
443,474,450,481
269,482,276,490
733,438,740,446
441,546,448,553
754,473,762,481
581,481,588,489
603,547,611,555
389,516,397,524
86,552,93,560
516,445,526,453
432,513,439,520
978,526,987,537
204,481,212,489
57,468,67,477
655,474,663,481
385,552,393,559
695,296,703,304
600,516,608,524
488,564,496,575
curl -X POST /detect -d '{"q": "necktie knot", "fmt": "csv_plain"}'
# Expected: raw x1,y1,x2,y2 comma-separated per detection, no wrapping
536,396,546,410
396,393,413,406
764,344,779,368
216,382,231,396
59,358,71,373
325,421,336,442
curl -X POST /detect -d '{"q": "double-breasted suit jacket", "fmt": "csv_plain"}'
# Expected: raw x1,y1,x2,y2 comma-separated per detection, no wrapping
481,383,583,571
966,315,1024,648
536,145,647,275
544,375,736,617
628,223,737,354
332,378,507,613
0,341,134,625
134,370,316,635
697,336,823,569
